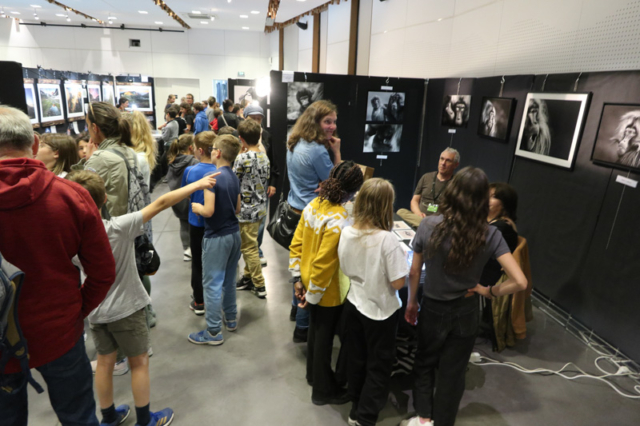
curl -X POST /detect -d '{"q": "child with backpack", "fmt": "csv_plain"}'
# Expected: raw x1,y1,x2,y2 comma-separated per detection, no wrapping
166,134,199,261
181,131,217,315
67,169,219,426
337,178,409,426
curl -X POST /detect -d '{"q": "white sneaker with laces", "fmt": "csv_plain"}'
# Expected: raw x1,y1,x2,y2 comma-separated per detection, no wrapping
399,417,434,426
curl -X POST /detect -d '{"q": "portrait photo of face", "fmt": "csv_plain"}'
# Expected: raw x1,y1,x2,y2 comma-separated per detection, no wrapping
366,91,405,123
286,82,324,122
363,124,402,153
442,95,471,128
477,97,515,141
592,104,640,173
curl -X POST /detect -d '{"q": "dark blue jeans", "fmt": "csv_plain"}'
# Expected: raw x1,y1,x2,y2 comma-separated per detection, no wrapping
413,294,479,426
0,337,99,426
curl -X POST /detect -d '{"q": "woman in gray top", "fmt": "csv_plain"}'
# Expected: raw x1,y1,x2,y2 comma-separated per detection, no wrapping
402,167,527,426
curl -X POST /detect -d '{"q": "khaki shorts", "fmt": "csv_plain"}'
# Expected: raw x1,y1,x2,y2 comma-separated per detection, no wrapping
90,309,149,358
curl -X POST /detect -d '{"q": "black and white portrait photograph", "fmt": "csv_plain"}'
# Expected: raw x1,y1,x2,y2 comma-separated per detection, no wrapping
592,104,640,173
477,97,515,141
366,91,405,123
234,85,260,104
442,95,471,128
363,124,402,153
515,93,590,169
287,82,323,122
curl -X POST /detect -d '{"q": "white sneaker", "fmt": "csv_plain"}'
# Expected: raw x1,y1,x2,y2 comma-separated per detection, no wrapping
260,256,267,267
148,347,153,357
183,248,192,262
347,417,359,426
399,417,434,426
91,358,129,376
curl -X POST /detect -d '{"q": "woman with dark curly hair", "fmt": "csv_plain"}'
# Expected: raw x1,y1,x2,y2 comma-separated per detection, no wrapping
402,167,527,426
289,161,363,407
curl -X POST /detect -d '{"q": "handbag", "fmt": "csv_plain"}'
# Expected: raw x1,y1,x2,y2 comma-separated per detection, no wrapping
267,161,301,250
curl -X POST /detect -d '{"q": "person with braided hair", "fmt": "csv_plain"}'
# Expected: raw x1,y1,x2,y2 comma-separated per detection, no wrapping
289,161,364,406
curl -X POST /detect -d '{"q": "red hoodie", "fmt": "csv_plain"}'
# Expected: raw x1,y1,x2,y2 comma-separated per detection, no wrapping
0,158,116,373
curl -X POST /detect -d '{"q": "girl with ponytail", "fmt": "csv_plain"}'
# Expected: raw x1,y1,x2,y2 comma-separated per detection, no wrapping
289,161,363,406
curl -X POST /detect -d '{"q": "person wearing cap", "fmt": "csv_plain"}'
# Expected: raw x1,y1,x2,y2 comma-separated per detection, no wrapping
235,104,280,266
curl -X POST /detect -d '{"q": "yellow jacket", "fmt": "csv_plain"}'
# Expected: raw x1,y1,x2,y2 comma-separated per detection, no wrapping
289,197,348,307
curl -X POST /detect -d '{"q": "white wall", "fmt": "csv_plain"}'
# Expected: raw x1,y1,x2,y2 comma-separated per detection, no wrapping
298,17,314,72
368,0,640,79
0,19,272,98
283,24,299,71
325,1,351,74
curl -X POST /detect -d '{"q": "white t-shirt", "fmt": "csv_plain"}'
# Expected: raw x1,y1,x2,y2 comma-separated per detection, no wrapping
88,211,151,324
338,227,409,320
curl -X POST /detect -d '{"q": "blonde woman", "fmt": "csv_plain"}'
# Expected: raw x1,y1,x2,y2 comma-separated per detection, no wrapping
122,111,157,187
36,134,80,178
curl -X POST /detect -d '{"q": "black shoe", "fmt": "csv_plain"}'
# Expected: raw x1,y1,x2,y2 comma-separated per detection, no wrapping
289,305,298,322
293,327,308,343
236,276,252,290
312,391,351,406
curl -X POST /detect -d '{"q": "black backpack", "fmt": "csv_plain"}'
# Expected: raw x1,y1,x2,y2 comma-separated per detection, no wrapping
0,251,44,394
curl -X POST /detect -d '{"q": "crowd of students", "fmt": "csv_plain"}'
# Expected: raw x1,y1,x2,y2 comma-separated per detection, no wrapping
0,92,528,426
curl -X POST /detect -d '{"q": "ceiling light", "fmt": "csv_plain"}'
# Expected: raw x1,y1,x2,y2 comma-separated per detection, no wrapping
108,17,116,20
10,11,20,15
201,21,208,24
66,17,71,22
138,11,148,14
210,15,215,21
228,0,232,3
240,15,248,18
437,18,442,21
296,0,307,2
251,11,259,14
191,11,201,14
242,27,249,30
56,13,66,17
155,21,163,25
31,4,41,8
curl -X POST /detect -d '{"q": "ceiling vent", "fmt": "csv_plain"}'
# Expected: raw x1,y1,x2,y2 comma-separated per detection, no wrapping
187,13,212,20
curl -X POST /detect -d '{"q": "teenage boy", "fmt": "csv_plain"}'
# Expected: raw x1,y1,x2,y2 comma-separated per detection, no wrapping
189,135,243,346
67,169,219,426
234,119,270,298
181,131,218,315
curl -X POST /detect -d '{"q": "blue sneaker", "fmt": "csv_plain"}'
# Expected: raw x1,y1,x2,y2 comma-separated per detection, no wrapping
188,329,223,345
101,404,130,426
136,407,174,426
224,318,238,332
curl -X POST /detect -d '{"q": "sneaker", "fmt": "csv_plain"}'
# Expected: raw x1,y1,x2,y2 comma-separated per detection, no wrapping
251,286,267,299
399,416,433,426
347,417,359,426
183,248,192,262
236,275,253,290
136,407,174,426
101,404,130,426
188,329,224,346
260,256,267,267
91,359,129,375
289,305,298,322
293,327,308,343
224,317,238,332
189,300,205,316
311,390,351,406
148,347,153,357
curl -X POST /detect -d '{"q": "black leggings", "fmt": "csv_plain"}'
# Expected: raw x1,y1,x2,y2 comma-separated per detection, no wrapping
189,225,205,304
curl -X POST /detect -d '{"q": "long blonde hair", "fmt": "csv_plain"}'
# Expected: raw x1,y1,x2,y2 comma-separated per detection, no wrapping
287,100,337,152
352,178,395,232
122,111,157,170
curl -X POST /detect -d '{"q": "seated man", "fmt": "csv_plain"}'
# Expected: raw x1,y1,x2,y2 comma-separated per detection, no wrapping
397,148,460,228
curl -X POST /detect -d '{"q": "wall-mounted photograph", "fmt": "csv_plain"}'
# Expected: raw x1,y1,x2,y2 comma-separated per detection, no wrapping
287,82,323,122
441,95,471,128
477,97,515,141
116,84,153,112
24,80,39,126
37,82,64,123
233,85,260,104
592,104,640,173
366,91,405,123
363,124,402,153
64,81,85,119
87,82,102,103
515,92,590,169
103,83,115,106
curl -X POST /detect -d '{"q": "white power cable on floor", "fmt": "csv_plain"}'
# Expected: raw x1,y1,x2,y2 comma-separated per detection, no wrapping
470,352,640,399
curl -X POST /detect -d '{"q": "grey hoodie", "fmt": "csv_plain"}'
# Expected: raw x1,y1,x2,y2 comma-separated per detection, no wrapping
167,154,199,219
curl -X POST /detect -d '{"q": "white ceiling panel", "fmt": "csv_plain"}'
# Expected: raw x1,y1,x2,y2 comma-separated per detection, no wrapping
275,0,328,23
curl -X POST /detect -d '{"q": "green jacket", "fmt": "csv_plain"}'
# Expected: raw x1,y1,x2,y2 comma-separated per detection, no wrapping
72,137,134,217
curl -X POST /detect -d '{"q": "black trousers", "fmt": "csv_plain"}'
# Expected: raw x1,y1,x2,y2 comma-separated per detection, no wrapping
189,224,205,304
345,300,399,426
413,294,478,426
149,143,168,192
307,303,344,400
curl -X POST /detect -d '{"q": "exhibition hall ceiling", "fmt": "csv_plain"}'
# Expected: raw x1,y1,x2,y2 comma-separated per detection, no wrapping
274,0,329,23
0,0,273,31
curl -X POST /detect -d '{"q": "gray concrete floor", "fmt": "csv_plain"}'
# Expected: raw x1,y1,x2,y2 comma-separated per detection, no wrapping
27,183,640,425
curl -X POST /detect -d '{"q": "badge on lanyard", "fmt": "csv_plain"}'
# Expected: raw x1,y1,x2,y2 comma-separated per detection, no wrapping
427,203,439,213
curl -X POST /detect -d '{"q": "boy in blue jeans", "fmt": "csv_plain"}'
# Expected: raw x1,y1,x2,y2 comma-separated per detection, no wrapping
188,134,243,346
181,131,218,315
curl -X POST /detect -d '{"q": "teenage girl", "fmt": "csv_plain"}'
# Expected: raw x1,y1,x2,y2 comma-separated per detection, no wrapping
338,178,409,426
36,134,80,178
166,134,199,260
289,161,364,406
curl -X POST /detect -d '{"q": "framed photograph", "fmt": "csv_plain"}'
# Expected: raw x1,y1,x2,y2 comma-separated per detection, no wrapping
37,80,64,124
116,83,153,112
591,103,640,173
24,79,39,127
515,92,591,169
363,124,402,153
477,97,516,141
442,95,471,128
287,82,323,122
87,81,102,103
103,82,115,106
233,85,258,104
366,91,404,123
64,80,85,120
